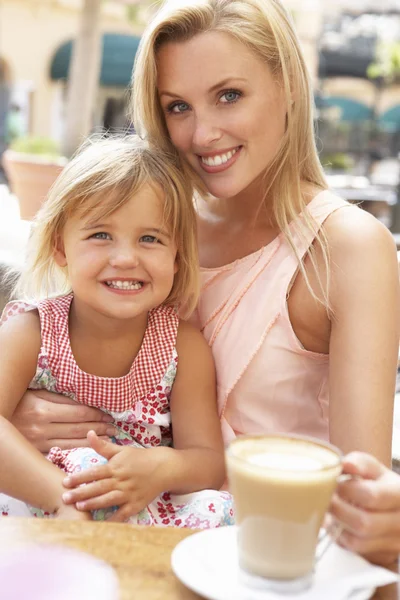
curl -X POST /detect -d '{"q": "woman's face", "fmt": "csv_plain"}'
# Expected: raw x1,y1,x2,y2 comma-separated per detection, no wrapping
157,30,288,200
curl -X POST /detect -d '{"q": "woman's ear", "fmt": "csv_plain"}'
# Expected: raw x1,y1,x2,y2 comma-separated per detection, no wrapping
53,235,67,267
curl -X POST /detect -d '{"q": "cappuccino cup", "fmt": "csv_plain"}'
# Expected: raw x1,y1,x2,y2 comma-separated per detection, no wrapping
226,434,342,592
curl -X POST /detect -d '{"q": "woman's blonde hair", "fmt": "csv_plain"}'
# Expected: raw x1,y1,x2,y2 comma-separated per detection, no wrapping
15,135,199,316
132,0,331,308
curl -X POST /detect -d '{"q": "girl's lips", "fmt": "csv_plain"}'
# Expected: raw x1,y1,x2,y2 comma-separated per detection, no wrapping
198,146,242,173
102,282,146,295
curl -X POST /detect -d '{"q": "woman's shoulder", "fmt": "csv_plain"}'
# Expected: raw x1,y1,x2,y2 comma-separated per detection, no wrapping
321,194,396,258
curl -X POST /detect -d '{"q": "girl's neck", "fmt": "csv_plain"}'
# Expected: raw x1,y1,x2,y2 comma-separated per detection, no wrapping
69,296,148,341
67,297,148,378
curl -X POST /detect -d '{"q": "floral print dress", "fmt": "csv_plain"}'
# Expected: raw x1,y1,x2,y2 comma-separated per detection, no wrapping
0,294,234,528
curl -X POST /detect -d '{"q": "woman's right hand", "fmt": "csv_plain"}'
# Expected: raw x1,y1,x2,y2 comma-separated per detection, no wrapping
11,390,117,453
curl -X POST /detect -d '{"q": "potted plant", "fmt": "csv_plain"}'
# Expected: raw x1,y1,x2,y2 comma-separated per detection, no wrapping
2,136,67,220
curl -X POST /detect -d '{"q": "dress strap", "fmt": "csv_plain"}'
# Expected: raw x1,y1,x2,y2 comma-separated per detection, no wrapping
0,300,37,326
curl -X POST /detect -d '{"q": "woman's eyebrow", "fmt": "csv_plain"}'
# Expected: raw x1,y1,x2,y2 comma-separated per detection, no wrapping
159,77,248,98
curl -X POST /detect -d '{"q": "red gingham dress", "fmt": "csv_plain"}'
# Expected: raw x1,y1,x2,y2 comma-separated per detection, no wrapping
0,294,234,528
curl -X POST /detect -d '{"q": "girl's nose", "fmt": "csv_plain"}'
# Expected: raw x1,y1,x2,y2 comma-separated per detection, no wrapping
109,244,139,269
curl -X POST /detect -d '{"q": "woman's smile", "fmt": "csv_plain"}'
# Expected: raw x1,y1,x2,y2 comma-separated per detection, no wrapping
157,30,287,201
197,146,242,173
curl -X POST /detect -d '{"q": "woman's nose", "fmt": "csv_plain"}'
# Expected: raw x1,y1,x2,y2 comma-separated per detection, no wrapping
192,115,222,148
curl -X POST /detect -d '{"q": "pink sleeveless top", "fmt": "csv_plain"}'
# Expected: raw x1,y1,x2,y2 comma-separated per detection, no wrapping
195,190,350,446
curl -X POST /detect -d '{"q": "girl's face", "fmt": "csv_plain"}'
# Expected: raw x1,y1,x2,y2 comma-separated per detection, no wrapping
157,31,287,201
54,183,178,323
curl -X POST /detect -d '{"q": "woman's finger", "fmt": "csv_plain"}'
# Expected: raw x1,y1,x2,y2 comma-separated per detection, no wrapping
63,464,111,488
342,451,387,480
62,478,114,504
75,491,123,512
44,403,113,424
330,493,400,538
48,435,112,451
337,527,400,560
47,421,117,439
337,476,400,512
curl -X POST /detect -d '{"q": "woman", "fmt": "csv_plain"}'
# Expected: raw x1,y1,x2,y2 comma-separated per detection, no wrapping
11,0,400,566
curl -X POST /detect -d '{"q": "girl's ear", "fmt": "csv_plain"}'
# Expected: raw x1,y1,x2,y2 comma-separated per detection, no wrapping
53,234,67,267
174,253,179,274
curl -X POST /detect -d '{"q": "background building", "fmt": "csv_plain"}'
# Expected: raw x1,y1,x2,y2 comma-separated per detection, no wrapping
0,0,140,152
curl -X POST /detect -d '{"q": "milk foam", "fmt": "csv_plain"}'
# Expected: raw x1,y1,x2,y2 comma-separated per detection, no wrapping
248,452,322,471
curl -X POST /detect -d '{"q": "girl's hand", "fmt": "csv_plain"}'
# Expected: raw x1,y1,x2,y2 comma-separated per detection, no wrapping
11,390,117,452
55,503,92,521
62,432,166,522
330,452,400,566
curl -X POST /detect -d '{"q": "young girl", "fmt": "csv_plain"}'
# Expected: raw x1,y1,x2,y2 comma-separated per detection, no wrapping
0,136,233,527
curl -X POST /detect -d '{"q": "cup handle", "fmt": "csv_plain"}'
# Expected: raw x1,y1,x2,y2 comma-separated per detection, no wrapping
315,473,358,563
315,522,344,563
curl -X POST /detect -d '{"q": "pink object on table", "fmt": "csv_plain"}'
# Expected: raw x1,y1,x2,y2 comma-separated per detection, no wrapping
0,544,119,600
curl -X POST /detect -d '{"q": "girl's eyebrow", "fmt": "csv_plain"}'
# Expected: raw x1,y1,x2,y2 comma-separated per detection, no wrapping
81,222,108,231
159,77,248,99
143,227,171,239
80,223,171,238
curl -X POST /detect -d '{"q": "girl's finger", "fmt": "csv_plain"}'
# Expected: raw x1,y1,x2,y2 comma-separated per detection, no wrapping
63,464,111,488
62,478,114,504
107,506,133,523
75,491,123,512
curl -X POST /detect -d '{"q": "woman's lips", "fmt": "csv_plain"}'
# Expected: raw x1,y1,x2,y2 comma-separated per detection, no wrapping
198,146,242,173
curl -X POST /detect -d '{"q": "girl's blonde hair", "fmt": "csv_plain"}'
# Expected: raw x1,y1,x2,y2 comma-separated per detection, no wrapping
132,0,331,308
15,135,199,316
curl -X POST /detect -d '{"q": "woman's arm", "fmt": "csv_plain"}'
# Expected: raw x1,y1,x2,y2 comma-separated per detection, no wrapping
327,207,399,466
322,206,400,565
11,391,116,453
0,311,89,517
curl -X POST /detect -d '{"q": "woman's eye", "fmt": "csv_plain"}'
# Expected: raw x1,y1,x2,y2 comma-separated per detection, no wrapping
90,232,111,240
220,90,241,104
140,235,159,244
167,101,189,114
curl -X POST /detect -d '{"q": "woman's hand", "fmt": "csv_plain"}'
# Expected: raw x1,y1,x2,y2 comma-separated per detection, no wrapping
11,390,117,452
61,432,167,522
330,452,400,566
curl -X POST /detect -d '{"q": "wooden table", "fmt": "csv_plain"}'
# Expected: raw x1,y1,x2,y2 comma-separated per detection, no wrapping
0,518,398,600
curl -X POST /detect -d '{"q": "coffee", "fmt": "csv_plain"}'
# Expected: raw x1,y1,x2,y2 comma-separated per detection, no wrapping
226,435,341,582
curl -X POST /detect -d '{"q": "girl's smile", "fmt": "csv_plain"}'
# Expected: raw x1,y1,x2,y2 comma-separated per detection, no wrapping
54,183,178,325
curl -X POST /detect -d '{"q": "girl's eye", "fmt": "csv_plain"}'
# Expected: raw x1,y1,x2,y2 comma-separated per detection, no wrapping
220,90,241,104
140,235,159,244
90,232,111,240
167,101,189,114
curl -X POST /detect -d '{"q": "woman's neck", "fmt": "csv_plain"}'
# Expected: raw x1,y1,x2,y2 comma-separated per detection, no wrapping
199,177,273,227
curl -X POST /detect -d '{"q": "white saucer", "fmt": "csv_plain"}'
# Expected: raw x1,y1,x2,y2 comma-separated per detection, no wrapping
171,526,398,600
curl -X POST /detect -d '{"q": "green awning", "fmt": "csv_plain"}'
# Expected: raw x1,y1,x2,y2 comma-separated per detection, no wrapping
50,33,140,88
316,95,373,122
